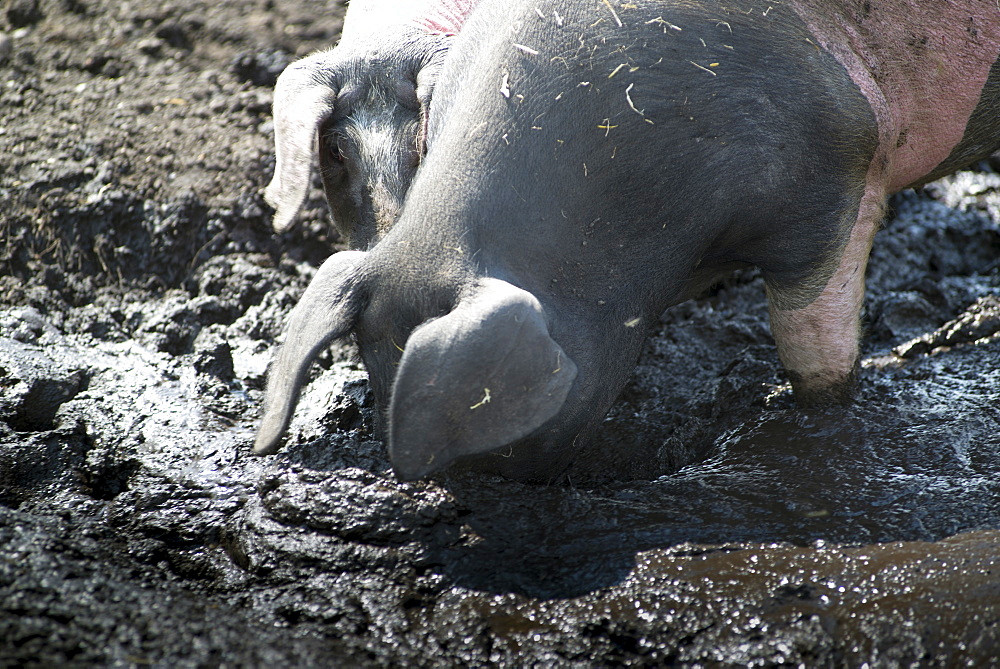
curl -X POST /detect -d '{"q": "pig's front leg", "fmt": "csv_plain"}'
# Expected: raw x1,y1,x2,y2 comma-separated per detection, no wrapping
767,183,887,404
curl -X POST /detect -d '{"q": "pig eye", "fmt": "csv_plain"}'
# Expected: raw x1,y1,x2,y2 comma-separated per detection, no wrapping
399,81,420,111
336,135,350,162
327,132,349,165
407,141,421,169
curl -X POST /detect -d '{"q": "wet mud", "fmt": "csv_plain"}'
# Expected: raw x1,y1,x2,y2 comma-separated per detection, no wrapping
2,0,1000,665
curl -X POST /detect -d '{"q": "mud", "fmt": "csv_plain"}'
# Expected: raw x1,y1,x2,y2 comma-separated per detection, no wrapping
2,0,1000,665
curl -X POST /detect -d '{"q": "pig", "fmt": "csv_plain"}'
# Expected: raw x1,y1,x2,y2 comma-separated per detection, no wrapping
255,0,1000,480
265,0,479,248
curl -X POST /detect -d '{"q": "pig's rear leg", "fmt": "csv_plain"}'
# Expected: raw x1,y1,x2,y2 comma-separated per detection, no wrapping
766,186,886,404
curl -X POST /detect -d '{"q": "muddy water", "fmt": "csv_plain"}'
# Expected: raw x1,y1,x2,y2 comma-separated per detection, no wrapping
2,167,999,664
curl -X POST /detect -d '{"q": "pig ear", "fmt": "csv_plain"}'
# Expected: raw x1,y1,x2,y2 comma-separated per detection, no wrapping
265,51,340,233
254,251,367,455
388,279,578,480
413,43,448,155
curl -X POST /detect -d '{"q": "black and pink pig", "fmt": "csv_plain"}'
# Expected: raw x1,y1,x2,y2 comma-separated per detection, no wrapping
256,0,1000,480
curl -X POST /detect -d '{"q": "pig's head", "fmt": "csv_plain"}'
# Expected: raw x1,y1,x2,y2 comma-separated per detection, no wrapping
265,29,450,248
252,245,646,481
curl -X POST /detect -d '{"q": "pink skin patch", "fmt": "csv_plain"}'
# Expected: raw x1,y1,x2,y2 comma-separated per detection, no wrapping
789,0,1000,191
340,0,478,42
773,2,1000,397
410,0,479,35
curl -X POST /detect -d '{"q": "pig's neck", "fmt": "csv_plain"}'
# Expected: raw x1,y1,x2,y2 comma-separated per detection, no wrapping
789,0,1000,192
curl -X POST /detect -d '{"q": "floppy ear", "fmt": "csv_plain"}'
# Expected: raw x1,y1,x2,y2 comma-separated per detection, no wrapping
413,44,448,156
388,279,578,480
254,251,367,455
265,51,340,233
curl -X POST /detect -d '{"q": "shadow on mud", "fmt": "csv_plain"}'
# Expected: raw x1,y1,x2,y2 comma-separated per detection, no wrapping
405,339,1000,600
256,313,1000,603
